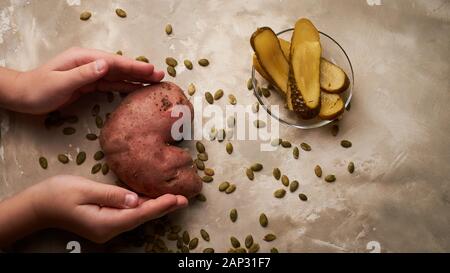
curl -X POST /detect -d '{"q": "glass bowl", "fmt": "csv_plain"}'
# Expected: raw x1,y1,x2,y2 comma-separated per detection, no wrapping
251,28,354,129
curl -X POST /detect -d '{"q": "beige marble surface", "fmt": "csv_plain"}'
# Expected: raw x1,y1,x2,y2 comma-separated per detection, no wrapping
0,0,449,252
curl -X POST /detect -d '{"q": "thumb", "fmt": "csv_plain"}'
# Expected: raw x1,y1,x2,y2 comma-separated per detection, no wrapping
85,182,139,209
55,59,108,92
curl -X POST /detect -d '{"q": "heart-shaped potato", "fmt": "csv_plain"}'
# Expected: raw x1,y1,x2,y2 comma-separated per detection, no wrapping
100,82,202,198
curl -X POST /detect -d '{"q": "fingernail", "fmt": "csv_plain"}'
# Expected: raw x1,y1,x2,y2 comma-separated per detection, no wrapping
124,194,138,208
95,59,107,73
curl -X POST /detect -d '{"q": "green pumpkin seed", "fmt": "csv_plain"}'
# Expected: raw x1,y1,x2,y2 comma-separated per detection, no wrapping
263,234,277,242
197,152,208,161
196,141,205,153
58,154,69,164
167,233,178,241
101,163,109,175
273,168,281,180
254,120,266,128
80,11,92,21
325,174,336,183
235,247,247,253
95,116,103,129
187,83,196,96
165,57,178,67
64,116,79,124
171,225,182,233
93,151,104,161
257,87,263,96
181,245,189,253
165,24,173,35
216,129,226,142
248,243,260,253
230,237,240,248
331,124,339,136
299,193,308,201
194,159,205,170
204,168,214,176
115,8,127,18
195,193,207,202
300,142,311,151
274,189,286,198
225,184,236,194
341,140,352,148
202,175,213,183
314,165,322,177
213,89,224,100
281,140,291,148
91,163,102,174
116,50,123,55
246,168,254,180
76,152,86,165
86,133,97,141
251,163,263,172
281,175,289,186
293,147,299,159
259,213,268,227
205,92,214,104
209,128,217,140
228,248,236,253
230,209,238,222
245,235,254,249
203,248,214,253
167,66,176,77
348,162,355,174
228,94,237,105
271,138,281,146
184,59,193,70
63,127,76,135
188,238,198,250
219,181,230,192
290,180,299,192
252,102,259,113
200,229,210,241
198,59,209,66
136,56,149,63
270,247,279,253
39,157,48,169
261,87,271,98
247,78,254,90
182,231,190,245
226,142,233,154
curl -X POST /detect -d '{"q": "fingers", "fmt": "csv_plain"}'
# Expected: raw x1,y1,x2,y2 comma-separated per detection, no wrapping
77,80,146,94
82,182,139,209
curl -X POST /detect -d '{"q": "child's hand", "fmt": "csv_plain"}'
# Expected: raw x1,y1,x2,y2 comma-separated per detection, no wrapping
0,175,187,246
13,47,165,114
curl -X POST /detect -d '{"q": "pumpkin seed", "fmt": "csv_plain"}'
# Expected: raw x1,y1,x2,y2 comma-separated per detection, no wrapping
182,231,190,245
196,141,205,153
274,189,286,198
325,174,336,183
165,57,178,67
63,127,76,135
80,11,92,21
248,243,260,253
219,181,230,192
247,78,253,90
184,59,193,70
271,138,281,146
194,159,205,170
230,237,240,248
299,193,308,201
181,245,189,253
205,92,214,104
204,168,214,176
135,56,149,63
203,248,214,253
226,142,233,154
331,124,339,136
261,87,271,97
246,168,254,180
314,165,322,177
348,162,355,173
252,102,259,113
251,163,263,172
176,238,184,249
171,225,182,233
188,238,198,250
202,175,213,183
101,163,109,175
281,175,289,186
167,233,178,241
165,24,173,35
200,229,210,242
263,234,276,242
187,83,196,96
195,193,207,202
213,89,224,100
273,168,281,180
230,209,238,222
209,128,217,140
58,154,69,164
341,140,352,148
259,213,268,227
281,140,291,148
39,157,48,169
228,248,236,253
228,94,237,105
216,129,226,142
91,163,102,174
300,142,311,151
270,247,279,253
64,116,79,124
293,147,299,159
115,8,127,18
198,59,209,66
197,153,208,161
257,87,263,96
167,66,176,77
235,247,247,253
86,133,97,141
76,152,86,165
254,120,266,128
225,184,236,194
116,50,123,55
93,151,104,161
290,180,299,192
245,235,254,249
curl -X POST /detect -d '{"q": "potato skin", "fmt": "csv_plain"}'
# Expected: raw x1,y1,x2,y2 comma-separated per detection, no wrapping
99,82,202,198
